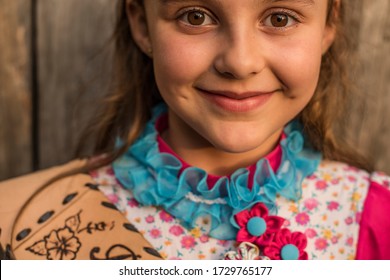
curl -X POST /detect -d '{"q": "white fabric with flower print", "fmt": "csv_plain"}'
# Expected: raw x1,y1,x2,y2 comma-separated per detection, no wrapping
92,160,370,260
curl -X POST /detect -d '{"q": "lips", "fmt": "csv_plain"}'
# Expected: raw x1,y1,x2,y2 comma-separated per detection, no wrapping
197,88,275,113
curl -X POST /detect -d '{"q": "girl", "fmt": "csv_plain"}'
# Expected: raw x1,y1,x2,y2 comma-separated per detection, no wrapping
0,0,389,260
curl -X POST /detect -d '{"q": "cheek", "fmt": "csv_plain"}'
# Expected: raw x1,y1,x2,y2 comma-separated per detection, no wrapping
153,32,212,89
271,34,324,95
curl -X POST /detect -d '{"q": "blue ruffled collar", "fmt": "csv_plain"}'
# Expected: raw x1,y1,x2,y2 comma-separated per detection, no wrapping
113,103,321,240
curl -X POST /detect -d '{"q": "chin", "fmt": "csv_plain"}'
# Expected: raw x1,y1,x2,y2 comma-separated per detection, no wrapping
202,122,282,155
210,135,269,154
218,146,259,154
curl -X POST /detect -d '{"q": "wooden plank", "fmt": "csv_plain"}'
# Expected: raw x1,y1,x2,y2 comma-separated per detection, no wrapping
37,0,116,169
0,0,33,180
345,0,390,173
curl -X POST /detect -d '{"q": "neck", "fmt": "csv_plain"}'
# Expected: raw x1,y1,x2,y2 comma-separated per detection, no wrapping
161,112,283,176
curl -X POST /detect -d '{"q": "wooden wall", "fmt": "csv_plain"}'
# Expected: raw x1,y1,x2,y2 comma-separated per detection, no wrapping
345,0,390,170
36,0,116,169
0,0,389,181
0,0,33,179
0,0,116,180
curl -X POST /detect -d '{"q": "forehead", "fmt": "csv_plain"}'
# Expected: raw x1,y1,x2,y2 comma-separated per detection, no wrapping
157,0,316,5
144,0,329,27
146,0,328,20
150,0,325,14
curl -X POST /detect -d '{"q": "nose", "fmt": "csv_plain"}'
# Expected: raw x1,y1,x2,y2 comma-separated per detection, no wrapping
214,26,265,80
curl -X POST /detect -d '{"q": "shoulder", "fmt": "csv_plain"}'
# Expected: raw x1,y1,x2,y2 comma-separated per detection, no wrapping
309,159,390,198
369,171,390,189
302,160,387,224
314,160,390,259
0,160,161,260
301,160,371,223
89,164,118,187
306,160,371,193
0,159,87,193
300,160,390,259
314,160,390,185
315,160,370,179
0,159,88,223
0,160,88,258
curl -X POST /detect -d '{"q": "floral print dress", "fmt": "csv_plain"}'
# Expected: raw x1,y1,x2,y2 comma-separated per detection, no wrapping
92,160,389,260
92,104,390,260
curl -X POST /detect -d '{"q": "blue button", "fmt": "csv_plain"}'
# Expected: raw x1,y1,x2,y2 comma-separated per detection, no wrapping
281,244,299,260
246,217,266,236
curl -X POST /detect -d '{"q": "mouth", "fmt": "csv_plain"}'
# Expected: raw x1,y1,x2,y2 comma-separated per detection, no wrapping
197,88,276,113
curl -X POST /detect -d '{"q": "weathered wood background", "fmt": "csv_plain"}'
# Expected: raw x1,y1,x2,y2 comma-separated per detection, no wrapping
0,0,389,180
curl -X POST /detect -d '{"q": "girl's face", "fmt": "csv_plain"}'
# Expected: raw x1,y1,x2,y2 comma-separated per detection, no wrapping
129,0,335,157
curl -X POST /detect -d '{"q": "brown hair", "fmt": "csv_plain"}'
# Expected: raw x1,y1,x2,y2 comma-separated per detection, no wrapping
77,0,373,172
301,0,373,171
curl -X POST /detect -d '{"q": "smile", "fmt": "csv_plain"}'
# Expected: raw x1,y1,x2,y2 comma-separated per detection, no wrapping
197,88,275,113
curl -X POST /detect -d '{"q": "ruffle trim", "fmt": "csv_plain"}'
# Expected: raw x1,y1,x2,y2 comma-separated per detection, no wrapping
113,103,321,240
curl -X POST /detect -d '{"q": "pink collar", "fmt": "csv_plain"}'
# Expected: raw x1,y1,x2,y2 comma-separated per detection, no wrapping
156,113,284,189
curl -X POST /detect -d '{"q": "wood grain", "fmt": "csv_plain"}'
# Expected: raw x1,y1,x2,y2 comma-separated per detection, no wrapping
0,0,32,180
36,0,116,169
344,0,390,173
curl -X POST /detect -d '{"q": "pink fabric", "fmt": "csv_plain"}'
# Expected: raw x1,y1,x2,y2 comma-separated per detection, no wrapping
234,203,285,246
356,181,390,259
263,228,308,260
155,113,284,190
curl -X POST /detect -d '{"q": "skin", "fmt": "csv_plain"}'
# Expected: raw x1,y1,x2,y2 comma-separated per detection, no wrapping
127,0,336,175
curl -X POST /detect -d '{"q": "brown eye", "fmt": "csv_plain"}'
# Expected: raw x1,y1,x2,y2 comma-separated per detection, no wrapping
187,11,206,25
270,14,289,27
179,9,215,27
